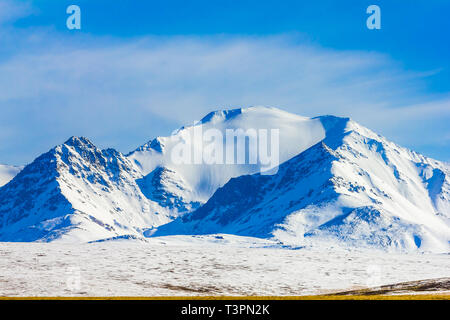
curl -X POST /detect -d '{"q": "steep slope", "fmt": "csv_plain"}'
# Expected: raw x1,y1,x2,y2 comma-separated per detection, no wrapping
0,164,22,187
0,137,172,242
154,116,450,252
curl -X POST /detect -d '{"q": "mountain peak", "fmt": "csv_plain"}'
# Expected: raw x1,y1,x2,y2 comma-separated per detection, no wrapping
314,114,351,127
199,107,243,124
64,136,96,149
149,138,165,153
130,137,165,155
198,106,296,125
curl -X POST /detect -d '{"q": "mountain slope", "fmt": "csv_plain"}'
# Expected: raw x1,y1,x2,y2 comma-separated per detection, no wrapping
154,116,450,252
0,164,22,187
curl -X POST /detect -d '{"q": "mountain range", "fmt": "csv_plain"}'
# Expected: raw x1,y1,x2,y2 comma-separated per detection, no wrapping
0,107,449,252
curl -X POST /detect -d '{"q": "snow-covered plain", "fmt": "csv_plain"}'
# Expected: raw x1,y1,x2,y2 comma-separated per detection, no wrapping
0,235,448,297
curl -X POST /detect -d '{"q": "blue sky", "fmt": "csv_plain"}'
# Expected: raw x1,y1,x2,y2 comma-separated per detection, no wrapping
0,0,449,164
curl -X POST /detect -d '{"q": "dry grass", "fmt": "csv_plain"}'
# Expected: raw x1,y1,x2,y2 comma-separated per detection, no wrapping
0,293,449,300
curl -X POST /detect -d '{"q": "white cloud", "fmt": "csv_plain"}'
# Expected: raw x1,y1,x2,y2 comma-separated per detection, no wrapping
361,98,450,150
0,31,448,164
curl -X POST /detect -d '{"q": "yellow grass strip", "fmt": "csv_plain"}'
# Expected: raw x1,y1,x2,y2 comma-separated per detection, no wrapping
0,294,449,300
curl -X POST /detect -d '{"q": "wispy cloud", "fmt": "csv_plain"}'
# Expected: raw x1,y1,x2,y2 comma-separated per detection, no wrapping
363,98,450,151
0,24,448,163
0,0,33,24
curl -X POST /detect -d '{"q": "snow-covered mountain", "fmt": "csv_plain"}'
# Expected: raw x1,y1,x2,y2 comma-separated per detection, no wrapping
0,107,326,242
154,115,450,252
0,164,22,187
0,106,449,251
0,137,175,242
